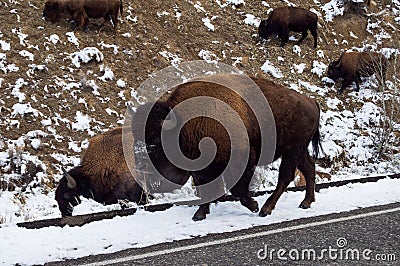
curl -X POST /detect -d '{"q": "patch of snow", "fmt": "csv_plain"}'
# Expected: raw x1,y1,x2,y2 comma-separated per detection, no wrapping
326,98,342,110
202,17,216,31
293,45,301,56
311,60,327,78
159,51,183,67
261,60,283,78
243,14,260,27
69,47,104,68
198,50,220,63
11,103,39,117
292,63,306,74
117,79,126,88
48,34,60,45
30,139,41,150
66,32,79,47
99,65,114,81
71,111,92,131
0,40,11,51
19,50,34,61
321,0,344,22
98,41,119,54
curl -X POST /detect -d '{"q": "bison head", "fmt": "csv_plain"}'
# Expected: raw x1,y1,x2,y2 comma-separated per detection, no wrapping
258,19,272,40
131,102,190,193
43,1,60,23
55,168,90,217
327,61,341,81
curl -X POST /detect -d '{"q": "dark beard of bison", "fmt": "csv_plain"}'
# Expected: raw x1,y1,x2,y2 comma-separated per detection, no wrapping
327,62,340,81
55,170,93,217
258,20,271,40
132,102,190,194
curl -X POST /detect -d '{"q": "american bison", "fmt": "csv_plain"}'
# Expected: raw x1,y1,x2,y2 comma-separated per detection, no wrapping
131,74,322,221
327,51,388,93
43,0,123,32
258,6,318,48
55,127,148,217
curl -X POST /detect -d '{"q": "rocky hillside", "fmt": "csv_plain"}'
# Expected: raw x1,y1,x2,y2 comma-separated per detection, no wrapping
0,0,399,220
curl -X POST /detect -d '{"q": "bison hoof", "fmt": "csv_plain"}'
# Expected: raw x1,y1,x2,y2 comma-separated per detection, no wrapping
192,213,207,221
299,202,311,209
259,209,272,217
240,197,259,213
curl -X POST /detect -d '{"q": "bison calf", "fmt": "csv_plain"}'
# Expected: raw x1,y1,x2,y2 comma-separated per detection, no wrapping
43,0,123,33
327,51,388,93
55,127,148,217
258,6,318,48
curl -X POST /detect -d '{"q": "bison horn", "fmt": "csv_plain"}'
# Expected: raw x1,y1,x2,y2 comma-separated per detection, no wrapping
162,109,177,131
62,167,77,189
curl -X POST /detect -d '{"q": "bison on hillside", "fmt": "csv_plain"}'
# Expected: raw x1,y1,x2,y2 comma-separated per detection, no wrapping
327,51,388,93
258,6,318,48
130,74,322,221
43,0,123,32
55,127,148,217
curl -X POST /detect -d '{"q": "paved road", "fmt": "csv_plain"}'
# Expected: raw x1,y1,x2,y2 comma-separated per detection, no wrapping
47,202,399,265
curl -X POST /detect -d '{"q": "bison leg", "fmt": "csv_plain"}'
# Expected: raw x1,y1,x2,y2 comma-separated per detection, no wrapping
354,78,361,92
230,148,259,213
278,28,289,47
297,30,308,44
338,79,353,94
191,166,225,221
72,12,88,31
259,153,298,217
297,152,316,209
192,203,210,221
110,9,119,33
309,26,318,48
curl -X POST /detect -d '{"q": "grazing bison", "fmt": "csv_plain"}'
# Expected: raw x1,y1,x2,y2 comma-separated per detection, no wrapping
131,74,322,221
258,6,318,48
55,127,148,217
43,0,123,32
327,51,388,93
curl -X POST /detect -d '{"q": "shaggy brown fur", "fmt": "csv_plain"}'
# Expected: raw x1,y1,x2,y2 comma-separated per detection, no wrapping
55,127,147,217
327,51,388,93
258,6,318,48
43,0,123,32
131,74,322,221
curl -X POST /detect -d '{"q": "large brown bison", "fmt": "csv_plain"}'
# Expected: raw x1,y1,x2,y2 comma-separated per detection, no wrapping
327,51,388,93
131,74,322,221
55,127,148,217
258,6,318,48
43,0,123,32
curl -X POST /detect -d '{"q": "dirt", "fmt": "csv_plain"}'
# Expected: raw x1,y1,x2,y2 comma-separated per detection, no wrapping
0,0,398,189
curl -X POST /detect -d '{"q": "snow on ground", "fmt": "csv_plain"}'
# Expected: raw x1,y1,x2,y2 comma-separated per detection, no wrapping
1,178,399,265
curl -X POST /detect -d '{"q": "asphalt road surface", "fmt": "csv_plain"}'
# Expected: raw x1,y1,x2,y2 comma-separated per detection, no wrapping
47,202,399,265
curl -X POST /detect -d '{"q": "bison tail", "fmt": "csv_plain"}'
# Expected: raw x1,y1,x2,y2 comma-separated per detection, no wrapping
312,126,323,158
312,103,324,159
120,0,123,16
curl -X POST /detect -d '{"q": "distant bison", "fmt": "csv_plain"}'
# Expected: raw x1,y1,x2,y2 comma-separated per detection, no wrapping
258,6,318,48
43,0,123,32
327,51,388,93
55,127,148,217
131,74,322,221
